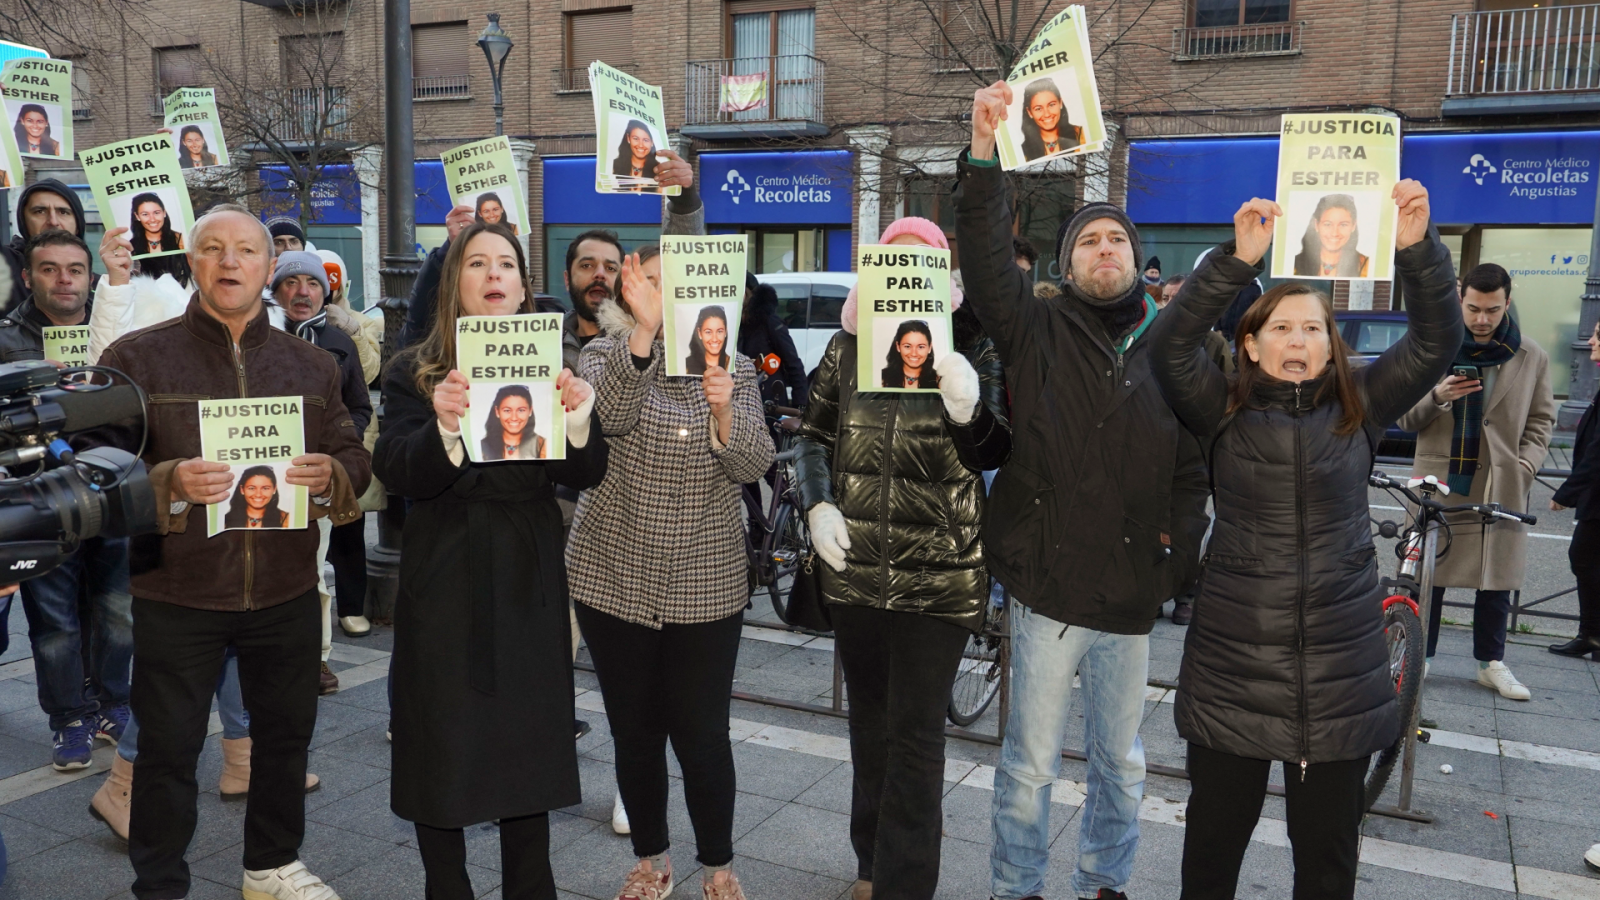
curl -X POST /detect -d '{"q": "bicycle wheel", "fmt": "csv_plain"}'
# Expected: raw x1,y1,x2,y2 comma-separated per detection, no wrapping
948,585,1007,727
1365,596,1426,810
766,501,808,623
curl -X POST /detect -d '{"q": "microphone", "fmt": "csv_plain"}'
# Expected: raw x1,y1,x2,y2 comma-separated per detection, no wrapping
58,385,144,432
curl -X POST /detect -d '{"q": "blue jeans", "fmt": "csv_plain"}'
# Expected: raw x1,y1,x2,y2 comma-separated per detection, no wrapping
19,538,133,730
990,604,1150,900
116,647,250,762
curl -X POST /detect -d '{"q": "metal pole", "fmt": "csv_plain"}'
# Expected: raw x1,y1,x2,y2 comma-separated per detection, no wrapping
1558,181,1600,429
1398,522,1440,814
367,0,420,623
493,75,504,138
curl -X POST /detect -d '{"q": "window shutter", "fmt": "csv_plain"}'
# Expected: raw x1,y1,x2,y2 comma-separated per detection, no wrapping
281,33,345,87
156,46,206,91
412,23,471,78
568,9,634,69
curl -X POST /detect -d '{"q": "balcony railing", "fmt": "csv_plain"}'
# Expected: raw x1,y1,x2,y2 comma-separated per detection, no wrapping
1447,4,1600,95
552,64,636,94
684,55,824,129
931,44,1001,74
72,102,91,120
1172,22,1302,60
414,74,470,100
264,87,351,142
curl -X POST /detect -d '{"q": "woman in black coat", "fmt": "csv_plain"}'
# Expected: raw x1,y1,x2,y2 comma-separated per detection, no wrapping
376,221,608,900
1549,320,1600,659
1148,181,1461,900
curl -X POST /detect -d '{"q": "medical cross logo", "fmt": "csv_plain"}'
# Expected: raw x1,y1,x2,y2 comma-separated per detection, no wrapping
722,169,751,205
1462,153,1498,186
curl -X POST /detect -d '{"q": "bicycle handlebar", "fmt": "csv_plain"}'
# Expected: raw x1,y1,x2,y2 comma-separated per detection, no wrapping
1369,471,1537,526
775,448,801,463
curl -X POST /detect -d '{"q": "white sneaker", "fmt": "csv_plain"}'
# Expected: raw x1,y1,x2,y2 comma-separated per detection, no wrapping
1477,661,1531,701
338,616,371,636
612,791,631,835
1583,842,1600,873
242,860,341,900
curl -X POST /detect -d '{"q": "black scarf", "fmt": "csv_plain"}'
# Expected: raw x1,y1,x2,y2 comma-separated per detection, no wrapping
1447,312,1521,494
1065,278,1149,343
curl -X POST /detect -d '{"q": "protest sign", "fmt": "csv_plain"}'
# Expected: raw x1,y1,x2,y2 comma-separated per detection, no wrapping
1272,112,1401,281
2,57,73,160
456,314,566,462
994,6,1105,171
589,60,680,196
442,136,529,235
0,110,21,191
43,326,90,368
163,88,230,169
661,235,747,378
82,134,195,260
855,245,954,393
199,397,308,537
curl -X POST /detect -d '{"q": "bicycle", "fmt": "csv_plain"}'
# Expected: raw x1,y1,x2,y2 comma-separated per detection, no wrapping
1363,470,1537,812
742,401,808,622
948,576,1009,726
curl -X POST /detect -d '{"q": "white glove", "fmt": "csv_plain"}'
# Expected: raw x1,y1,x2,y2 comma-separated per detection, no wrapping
565,390,596,449
807,502,851,573
935,351,980,424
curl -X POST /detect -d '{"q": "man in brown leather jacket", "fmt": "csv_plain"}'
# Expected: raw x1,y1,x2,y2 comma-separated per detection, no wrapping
96,205,370,900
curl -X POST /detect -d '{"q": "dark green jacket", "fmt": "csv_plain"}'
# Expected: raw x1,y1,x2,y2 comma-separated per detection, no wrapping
794,326,1010,632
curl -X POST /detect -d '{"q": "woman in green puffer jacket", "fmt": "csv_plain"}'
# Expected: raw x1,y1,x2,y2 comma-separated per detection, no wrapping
793,216,1010,900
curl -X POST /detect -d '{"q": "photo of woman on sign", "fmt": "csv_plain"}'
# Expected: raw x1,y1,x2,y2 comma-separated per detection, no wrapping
880,319,940,389
223,465,292,529
177,124,219,168
12,103,61,156
474,191,519,235
684,305,731,375
610,119,659,182
479,384,549,460
129,192,185,256
1019,78,1082,162
1292,193,1372,278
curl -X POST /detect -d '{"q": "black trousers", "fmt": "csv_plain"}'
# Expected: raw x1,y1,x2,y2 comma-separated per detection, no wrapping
1570,519,1600,637
831,604,968,899
574,602,742,866
129,590,321,900
327,518,368,619
1425,586,1511,661
1180,743,1369,900
415,814,554,900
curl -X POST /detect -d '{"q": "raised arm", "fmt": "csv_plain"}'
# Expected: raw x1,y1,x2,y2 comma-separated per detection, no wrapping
945,338,1011,472
1149,199,1278,437
1359,182,1463,428
953,82,1045,366
794,332,846,512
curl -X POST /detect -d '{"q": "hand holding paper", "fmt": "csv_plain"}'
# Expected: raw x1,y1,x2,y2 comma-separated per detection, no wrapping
1232,198,1282,267
446,205,476,242
287,453,334,498
175,458,233,505
704,365,734,446
433,369,470,432
1393,179,1430,251
557,367,593,412
654,149,694,190
99,227,135,287
970,80,1012,162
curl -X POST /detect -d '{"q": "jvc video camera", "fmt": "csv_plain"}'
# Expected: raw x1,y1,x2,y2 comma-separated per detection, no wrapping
0,360,156,579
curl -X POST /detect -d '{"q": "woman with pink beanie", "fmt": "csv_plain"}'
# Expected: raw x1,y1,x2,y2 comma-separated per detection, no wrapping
793,216,1011,900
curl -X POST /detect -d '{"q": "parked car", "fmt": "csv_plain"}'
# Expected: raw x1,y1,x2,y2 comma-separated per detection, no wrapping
1336,309,1416,455
757,272,857,374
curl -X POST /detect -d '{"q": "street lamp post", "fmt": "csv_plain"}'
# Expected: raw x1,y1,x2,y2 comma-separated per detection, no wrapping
1561,187,1600,430
477,14,514,138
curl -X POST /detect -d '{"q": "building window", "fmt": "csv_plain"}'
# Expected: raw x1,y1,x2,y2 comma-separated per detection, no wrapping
280,32,345,87
1191,0,1292,28
902,177,956,248
727,2,814,60
68,60,91,120
413,22,472,100
561,8,633,91
154,45,206,115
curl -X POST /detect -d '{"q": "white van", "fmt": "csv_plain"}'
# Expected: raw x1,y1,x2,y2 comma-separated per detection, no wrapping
756,272,858,374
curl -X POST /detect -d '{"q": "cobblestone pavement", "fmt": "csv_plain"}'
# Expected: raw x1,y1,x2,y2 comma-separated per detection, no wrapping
1,486,1598,899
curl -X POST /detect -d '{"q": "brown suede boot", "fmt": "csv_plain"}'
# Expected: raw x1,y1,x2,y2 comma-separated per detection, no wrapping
88,754,133,840
219,737,321,801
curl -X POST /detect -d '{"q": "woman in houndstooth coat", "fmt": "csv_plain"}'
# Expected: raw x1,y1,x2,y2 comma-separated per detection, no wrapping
567,245,775,900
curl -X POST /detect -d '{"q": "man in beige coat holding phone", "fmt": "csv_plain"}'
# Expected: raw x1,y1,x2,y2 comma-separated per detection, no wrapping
1400,262,1555,701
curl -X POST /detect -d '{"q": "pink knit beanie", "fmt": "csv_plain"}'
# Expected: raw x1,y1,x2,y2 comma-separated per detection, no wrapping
877,216,949,252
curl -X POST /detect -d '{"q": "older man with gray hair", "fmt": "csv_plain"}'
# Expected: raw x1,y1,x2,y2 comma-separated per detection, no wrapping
96,204,370,900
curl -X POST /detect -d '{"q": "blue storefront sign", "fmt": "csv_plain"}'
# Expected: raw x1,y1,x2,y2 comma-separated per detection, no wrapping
542,157,665,225
259,164,362,225
700,150,853,225
1129,130,1600,226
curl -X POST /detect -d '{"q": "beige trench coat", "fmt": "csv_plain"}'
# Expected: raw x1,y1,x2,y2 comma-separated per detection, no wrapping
1398,337,1555,590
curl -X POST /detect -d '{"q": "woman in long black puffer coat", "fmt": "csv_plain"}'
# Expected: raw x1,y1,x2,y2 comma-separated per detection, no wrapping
1148,181,1462,900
